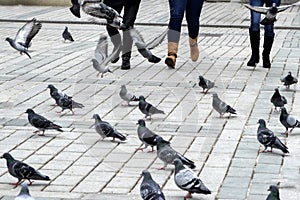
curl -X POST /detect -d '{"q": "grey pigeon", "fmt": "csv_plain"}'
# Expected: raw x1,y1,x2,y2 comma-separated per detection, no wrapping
51,91,84,114
70,0,81,18
257,119,289,153
81,1,123,28
266,185,280,200
244,2,300,25
212,93,236,117
119,85,139,105
138,96,165,119
136,119,166,152
140,170,165,200
280,72,298,89
146,28,168,50
156,137,195,170
173,159,211,199
270,88,287,111
47,84,67,105
6,18,42,59
0,153,50,185
198,75,215,94
92,35,119,78
62,26,74,42
279,107,300,136
129,28,161,63
15,182,35,200
25,109,63,135
92,114,126,141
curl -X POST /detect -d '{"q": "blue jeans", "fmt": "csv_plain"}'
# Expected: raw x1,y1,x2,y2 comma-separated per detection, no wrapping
249,0,281,36
168,0,204,42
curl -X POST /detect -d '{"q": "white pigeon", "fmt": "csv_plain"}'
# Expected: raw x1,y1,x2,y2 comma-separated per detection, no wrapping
6,18,42,59
92,35,120,78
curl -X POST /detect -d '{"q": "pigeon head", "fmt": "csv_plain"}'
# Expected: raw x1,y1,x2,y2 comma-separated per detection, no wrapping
137,119,146,126
139,96,146,101
47,84,57,91
5,37,13,43
141,170,152,179
92,114,101,121
0,152,14,161
156,136,170,148
121,85,126,90
288,71,292,76
212,93,218,98
173,158,185,172
65,26,68,31
274,88,279,92
25,109,35,114
18,182,30,196
257,119,266,127
268,185,280,197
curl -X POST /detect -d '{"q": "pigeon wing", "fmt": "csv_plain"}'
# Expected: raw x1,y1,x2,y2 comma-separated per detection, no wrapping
15,18,42,48
130,28,153,59
286,114,297,127
244,4,269,14
30,113,51,129
277,4,294,12
146,28,168,50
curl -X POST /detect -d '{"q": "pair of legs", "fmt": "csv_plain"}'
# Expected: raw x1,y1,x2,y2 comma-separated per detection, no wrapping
166,0,204,68
105,1,141,70
247,0,280,68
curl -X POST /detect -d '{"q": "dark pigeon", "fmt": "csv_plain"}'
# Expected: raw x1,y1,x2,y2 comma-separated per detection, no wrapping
47,84,70,106
198,75,215,94
25,109,63,135
156,137,195,170
212,93,236,117
174,159,211,199
15,182,34,200
92,114,126,141
0,153,50,185
51,91,84,114
140,170,165,200
266,185,280,200
138,96,165,120
5,18,42,59
279,107,300,136
280,72,298,89
270,88,287,111
257,119,289,153
62,26,74,42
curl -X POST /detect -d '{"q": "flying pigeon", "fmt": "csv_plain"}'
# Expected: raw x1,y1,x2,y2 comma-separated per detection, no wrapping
51,91,84,114
212,93,236,117
129,28,161,63
81,1,123,28
198,75,215,94
145,28,168,50
25,109,63,135
244,2,300,25
140,170,165,200
136,119,166,152
5,18,42,59
15,182,35,200
270,88,287,111
70,0,81,18
62,26,74,42
156,137,195,170
257,119,289,153
0,153,50,185
266,185,280,200
92,114,126,141
279,107,300,136
280,71,298,89
92,35,119,78
173,159,211,199
138,96,165,120
119,85,139,105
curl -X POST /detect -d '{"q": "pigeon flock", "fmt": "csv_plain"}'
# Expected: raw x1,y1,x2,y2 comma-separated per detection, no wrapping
1,0,299,199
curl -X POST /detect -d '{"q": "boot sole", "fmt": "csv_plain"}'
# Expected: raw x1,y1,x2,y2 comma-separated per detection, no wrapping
165,58,175,68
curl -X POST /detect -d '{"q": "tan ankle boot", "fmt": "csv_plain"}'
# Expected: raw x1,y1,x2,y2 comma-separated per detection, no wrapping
189,37,199,61
165,42,178,68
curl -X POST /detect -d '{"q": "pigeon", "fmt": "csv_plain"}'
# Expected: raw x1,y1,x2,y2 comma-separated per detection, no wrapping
15,182,35,200
280,71,298,89
198,75,215,94
279,107,300,136
244,2,300,25
70,0,81,18
212,93,236,117
81,1,123,28
119,85,139,105
138,96,165,119
266,185,280,200
146,28,168,50
47,84,67,102
270,88,287,111
25,109,63,135
92,114,126,141
140,170,165,200
136,119,166,152
92,35,119,78
5,18,42,59
62,26,74,42
156,137,195,170
129,28,161,63
257,119,289,153
173,159,211,199
0,153,50,185
51,91,84,114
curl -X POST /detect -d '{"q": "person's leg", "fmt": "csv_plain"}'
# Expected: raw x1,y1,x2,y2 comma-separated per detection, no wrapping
165,0,187,68
247,0,263,66
186,0,204,61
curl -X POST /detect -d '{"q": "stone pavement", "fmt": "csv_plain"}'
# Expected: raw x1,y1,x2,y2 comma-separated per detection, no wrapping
0,1,299,200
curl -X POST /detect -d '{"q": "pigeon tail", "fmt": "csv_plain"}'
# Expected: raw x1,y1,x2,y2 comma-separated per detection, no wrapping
23,51,31,59
49,124,63,132
177,154,196,169
72,100,84,108
131,95,139,101
274,138,289,153
155,109,165,115
198,184,212,195
115,132,126,141
226,105,236,114
70,5,81,18
30,173,50,181
260,17,275,25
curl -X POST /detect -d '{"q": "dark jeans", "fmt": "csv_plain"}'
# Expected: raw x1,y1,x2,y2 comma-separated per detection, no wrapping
249,0,281,36
105,0,141,56
168,0,204,42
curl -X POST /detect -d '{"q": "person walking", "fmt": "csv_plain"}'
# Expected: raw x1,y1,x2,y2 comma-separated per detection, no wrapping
165,0,204,69
247,0,280,68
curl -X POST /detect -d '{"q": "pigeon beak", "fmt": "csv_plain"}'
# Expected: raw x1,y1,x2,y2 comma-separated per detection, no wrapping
136,122,139,125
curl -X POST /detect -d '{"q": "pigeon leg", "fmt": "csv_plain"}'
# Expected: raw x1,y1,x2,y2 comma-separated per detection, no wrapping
185,192,193,199
204,89,209,94
33,130,40,134
10,179,22,186
96,72,100,77
158,167,166,170
289,128,294,134
28,179,33,186
147,146,155,153
50,104,57,107
101,73,104,78
136,147,144,151
56,110,62,114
